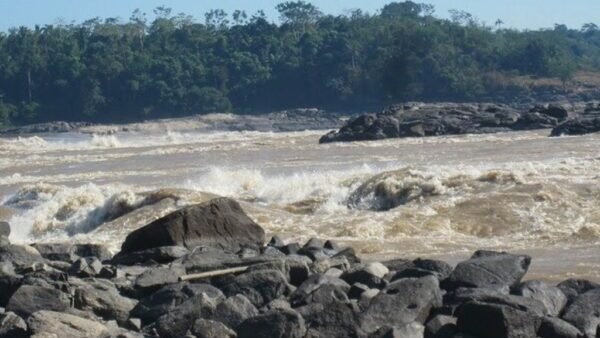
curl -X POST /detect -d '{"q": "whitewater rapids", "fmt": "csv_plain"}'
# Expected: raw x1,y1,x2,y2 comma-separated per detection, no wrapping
1,127,599,281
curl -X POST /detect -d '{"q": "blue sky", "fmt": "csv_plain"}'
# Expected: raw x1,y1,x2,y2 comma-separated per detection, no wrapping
0,0,598,31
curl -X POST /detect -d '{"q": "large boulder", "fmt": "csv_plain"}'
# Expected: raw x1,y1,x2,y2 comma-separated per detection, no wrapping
360,276,442,332
538,317,582,338
192,319,237,338
154,293,219,338
27,310,109,338
442,251,530,291
298,301,365,338
551,117,600,136
6,285,69,317
557,279,600,304
0,244,45,270
119,198,265,254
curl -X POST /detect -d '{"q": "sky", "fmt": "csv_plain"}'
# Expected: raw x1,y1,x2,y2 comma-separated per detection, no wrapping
0,0,598,32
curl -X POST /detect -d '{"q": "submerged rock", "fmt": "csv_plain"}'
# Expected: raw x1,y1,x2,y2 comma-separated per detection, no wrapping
119,198,265,254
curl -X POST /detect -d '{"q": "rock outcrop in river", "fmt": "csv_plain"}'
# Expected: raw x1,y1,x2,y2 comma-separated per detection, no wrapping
320,101,600,143
0,197,597,337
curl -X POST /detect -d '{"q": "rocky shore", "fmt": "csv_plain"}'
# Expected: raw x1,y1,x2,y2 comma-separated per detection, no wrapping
0,198,597,338
320,101,600,143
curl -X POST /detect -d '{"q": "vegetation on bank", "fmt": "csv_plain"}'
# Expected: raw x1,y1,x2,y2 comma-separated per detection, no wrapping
1,1,600,126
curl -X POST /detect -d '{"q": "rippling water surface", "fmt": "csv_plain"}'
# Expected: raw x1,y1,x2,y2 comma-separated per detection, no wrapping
1,126,599,281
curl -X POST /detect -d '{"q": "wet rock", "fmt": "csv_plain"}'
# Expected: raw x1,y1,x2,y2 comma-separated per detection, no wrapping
212,294,259,328
557,279,600,304
456,301,541,338
513,280,567,316
538,317,582,338
280,243,301,255
221,269,290,307
27,310,108,338
131,282,223,324
442,250,530,291
6,285,69,317
0,311,27,338
561,288,600,336
192,319,237,338
119,198,265,254
424,315,458,338
551,116,600,136
370,323,426,338
360,276,442,332
73,278,137,324
268,236,285,248
298,301,365,338
237,308,306,338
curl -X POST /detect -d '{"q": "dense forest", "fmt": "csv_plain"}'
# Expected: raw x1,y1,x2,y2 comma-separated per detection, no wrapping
1,1,600,126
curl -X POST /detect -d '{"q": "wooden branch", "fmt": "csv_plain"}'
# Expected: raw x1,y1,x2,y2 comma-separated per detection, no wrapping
178,266,249,282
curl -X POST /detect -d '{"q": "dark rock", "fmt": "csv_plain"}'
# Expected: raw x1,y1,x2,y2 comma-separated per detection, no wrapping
442,251,530,290
538,317,582,338
192,319,237,338
73,278,137,324
0,222,9,239
6,285,69,317
268,236,285,248
295,284,350,307
155,293,218,338
551,117,600,136
119,198,265,254
280,243,301,255
332,247,362,265
381,258,413,272
221,269,290,307
298,301,365,338
124,317,142,332
324,240,341,251
290,274,351,307
262,246,285,257
445,287,548,316
424,315,458,338
237,308,306,338
132,282,224,324
212,294,259,328
456,301,541,338
557,279,600,304
112,246,189,265
133,265,184,295
391,258,453,281
27,310,109,338
0,312,27,338
360,276,442,332
370,323,426,338
513,280,567,316
349,283,370,299
561,288,600,336
33,243,112,263
0,275,22,307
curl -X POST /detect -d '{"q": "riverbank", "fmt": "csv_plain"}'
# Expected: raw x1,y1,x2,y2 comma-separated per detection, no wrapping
0,197,597,337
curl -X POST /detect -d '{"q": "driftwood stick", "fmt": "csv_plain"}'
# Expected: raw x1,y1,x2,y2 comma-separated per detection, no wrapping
179,266,249,282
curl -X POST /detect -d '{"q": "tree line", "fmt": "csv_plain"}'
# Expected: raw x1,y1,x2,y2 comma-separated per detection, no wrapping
0,1,599,126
